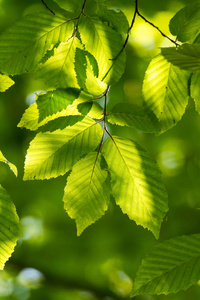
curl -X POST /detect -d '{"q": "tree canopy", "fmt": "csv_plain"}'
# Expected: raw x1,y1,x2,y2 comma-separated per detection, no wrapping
0,0,199,299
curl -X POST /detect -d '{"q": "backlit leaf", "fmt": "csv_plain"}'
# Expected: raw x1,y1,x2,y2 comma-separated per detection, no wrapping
161,44,200,72
131,233,200,297
34,37,81,89
0,185,19,270
107,103,160,133
143,54,190,133
24,117,103,180
169,3,200,42
0,151,17,176
0,75,14,92
191,72,200,114
0,12,75,75
63,152,110,235
79,15,126,85
37,88,80,121
101,136,168,238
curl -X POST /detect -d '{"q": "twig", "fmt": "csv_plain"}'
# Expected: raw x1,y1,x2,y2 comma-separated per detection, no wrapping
41,0,55,15
137,11,179,46
121,0,179,56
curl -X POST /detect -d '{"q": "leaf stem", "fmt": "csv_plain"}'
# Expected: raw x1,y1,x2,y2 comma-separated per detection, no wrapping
73,0,88,36
41,0,55,15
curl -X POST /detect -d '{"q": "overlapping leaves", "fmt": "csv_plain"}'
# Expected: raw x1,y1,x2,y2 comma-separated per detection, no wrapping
142,54,190,133
0,152,19,269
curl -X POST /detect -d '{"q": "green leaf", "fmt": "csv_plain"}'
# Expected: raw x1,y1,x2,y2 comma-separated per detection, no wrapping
107,103,160,133
191,72,200,114
0,185,19,270
39,115,84,132
131,233,200,297
79,15,126,85
34,37,82,89
75,48,107,95
53,0,82,14
77,101,103,119
18,92,91,131
101,136,168,238
143,54,190,133
169,3,200,42
24,117,103,180
0,12,75,75
161,44,200,72
0,75,14,92
63,152,110,235
0,151,18,176
37,88,80,122
97,4,129,34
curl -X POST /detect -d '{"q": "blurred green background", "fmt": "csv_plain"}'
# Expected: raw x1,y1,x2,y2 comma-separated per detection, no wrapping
0,0,200,299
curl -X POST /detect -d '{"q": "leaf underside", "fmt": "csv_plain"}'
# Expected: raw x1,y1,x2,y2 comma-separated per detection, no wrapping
143,54,190,133
0,185,19,270
131,233,200,297
101,136,168,239
63,152,110,235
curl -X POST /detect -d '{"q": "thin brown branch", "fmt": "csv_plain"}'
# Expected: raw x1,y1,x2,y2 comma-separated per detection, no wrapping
41,0,55,15
137,11,179,46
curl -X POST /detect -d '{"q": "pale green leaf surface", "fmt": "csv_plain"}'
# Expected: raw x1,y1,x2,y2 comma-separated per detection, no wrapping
0,12,75,75
107,103,160,133
53,0,82,13
0,151,17,176
0,75,14,92
161,44,200,72
191,72,200,114
0,185,19,270
34,37,82,89
77,101,103,119
79,15,126,85
37,88,80,121
101,136,168,238
18,92,92,131
169,3,200,42
131,233,200,297
143,54,190,133
18,102,79,131
75,48,107,95
63,152,110,235
97,4,129,34
24,117,103,180
39,115,84,132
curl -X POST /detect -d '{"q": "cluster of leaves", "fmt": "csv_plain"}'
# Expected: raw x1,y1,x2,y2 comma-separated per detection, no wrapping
0,0,200,298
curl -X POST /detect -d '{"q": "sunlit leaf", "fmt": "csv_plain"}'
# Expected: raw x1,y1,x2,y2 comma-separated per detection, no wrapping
37,88,80,121
143,54,190,133
101,136,168,238
131,233,200,297
191,72,200,114
79,15,126,85
53,0,82,14
0,75,14,92
18,92,92,131
75,48,107,95
0,12,75,75
169,3,200,42
0,185,19,270
97,4,129,34
63,152,110,235
34,37,81,89
24,117,103,180
161,44,200,72
107,103,160,133
0,151,17,176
